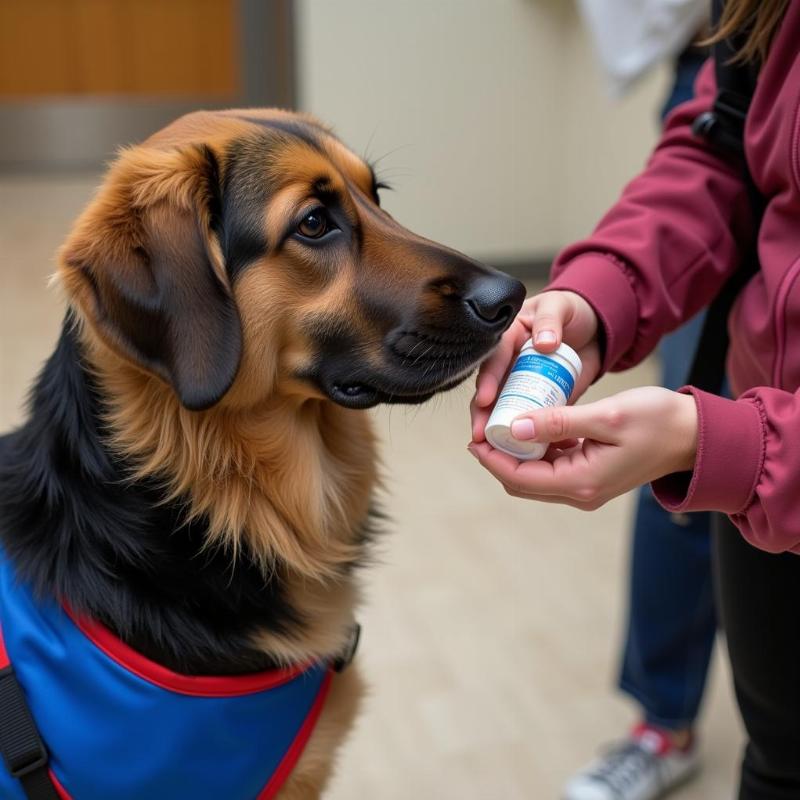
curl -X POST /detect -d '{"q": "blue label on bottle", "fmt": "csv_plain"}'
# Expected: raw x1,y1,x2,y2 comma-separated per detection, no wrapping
511,354,575,396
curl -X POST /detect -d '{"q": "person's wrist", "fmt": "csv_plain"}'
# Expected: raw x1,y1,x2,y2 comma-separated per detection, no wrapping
671,392,699,473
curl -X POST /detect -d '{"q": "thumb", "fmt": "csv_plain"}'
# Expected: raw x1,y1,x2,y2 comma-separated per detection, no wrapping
509,401,622,445
526,292,571,353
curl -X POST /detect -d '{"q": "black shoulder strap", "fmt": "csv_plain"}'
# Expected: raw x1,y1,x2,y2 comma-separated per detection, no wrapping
0,662,59,800
691,0,759,158
686,0,763,394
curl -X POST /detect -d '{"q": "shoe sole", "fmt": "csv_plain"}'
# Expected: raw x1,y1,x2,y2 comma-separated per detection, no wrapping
560,757,702,800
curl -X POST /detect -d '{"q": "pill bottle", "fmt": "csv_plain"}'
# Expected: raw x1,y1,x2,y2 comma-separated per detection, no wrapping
485,340,582,461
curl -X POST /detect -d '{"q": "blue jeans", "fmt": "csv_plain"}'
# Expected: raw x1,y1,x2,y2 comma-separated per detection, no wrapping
617,49,715,731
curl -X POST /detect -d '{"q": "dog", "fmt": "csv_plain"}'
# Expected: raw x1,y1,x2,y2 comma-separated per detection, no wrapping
0,109,524,799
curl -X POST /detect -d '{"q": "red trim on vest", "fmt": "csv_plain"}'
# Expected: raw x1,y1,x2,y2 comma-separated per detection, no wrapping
63,606,313,698
43,676,334,800
0,619,334,799
49,769,72,800
257,668,334,800
0,624,9,670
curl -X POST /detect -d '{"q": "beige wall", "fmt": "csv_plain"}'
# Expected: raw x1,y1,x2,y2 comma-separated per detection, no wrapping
296,0,669,264
558,6,668,245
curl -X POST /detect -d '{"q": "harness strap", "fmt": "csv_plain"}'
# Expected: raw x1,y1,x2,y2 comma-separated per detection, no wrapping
0,626,60,800
332,622,361,673
687,0,763,394
17,769,60,800
690,0,758,159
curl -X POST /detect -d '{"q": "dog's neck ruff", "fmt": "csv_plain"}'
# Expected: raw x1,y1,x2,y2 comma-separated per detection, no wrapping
0,549,332,800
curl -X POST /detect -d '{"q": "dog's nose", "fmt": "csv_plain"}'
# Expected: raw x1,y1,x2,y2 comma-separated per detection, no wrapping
464,276,526,330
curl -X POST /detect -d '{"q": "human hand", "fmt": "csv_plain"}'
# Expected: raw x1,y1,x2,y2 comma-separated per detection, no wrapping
470,291,601,443
468,387,698,510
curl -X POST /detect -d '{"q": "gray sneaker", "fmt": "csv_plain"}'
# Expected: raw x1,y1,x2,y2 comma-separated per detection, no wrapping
562,725,700,800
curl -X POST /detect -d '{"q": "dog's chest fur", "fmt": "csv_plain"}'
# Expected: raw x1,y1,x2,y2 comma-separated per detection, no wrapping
0,321,378,675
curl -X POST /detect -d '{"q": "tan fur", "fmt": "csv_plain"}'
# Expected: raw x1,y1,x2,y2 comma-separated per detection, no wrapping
83,334,376,583
276,665,365,800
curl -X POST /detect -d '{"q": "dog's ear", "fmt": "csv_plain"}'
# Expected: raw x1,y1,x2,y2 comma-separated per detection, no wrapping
59,144,241,411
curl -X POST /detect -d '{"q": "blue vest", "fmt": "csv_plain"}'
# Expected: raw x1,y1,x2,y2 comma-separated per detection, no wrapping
0,549,332,800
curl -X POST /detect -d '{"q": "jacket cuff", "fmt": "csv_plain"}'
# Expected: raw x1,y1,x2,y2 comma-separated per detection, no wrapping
547,254,639,373
652,388,764,514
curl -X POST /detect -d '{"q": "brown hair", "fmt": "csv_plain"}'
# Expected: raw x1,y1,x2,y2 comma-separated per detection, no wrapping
704,0,790,63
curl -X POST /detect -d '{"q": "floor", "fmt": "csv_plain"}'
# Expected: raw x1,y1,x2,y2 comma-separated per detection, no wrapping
0,173,743,799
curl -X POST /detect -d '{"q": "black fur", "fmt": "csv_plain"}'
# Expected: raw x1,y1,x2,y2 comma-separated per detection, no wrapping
0,317,313,675
220,136,274,281
230,116,325,154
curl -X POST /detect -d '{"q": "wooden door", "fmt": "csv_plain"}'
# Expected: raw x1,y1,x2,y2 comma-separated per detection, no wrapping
0,0,239,99
0,0,294,168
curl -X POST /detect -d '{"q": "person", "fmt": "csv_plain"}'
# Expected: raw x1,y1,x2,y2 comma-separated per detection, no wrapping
562,4,714,799
469,2,800,799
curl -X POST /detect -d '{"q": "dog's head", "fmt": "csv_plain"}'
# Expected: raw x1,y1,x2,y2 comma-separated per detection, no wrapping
59,110,525,411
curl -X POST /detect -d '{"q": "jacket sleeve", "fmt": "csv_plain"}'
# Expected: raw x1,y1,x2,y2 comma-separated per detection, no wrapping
547,59,755,373
652,386,800,554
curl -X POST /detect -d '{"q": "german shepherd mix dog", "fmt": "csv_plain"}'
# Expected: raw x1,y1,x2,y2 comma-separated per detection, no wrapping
0,110,523,799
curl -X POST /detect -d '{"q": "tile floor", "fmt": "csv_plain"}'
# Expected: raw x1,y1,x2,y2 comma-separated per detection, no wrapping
0,173,743,799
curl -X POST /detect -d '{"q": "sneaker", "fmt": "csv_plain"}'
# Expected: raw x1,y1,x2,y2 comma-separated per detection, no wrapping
562,723,701,800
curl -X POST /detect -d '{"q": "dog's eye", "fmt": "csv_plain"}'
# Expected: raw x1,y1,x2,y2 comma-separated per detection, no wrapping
297,209,330,239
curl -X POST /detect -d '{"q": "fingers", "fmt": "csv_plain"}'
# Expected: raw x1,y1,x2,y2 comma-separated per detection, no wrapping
469,386,686,510
472,346,602,448
474,316,530,409
570,343,601,402
501,486,601,511
524,293,572,353
468,440,608,509
509,399,624,445
470,394,492,442
475,291,601,410
469,440,588,499
544,438,580,451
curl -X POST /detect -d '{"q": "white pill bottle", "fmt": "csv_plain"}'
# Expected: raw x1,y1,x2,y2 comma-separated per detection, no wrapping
485,339,582,461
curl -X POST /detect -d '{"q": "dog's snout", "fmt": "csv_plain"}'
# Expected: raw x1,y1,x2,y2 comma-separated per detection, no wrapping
464,276,526,330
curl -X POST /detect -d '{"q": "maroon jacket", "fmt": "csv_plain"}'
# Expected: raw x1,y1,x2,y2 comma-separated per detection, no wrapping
547,2,800,554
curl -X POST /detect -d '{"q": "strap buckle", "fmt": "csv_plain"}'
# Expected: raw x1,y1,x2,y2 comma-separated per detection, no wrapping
332,623,361,673
691,110,718,140
692,89,750,158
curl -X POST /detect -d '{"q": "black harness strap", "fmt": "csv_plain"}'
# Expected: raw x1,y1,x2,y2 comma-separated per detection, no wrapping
687,0,763,394
18,769,60,800
0,662,59,800
332,622,361,673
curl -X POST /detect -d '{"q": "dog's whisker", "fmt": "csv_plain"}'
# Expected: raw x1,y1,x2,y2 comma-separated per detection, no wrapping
410,343,435,368
370,142,413,167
